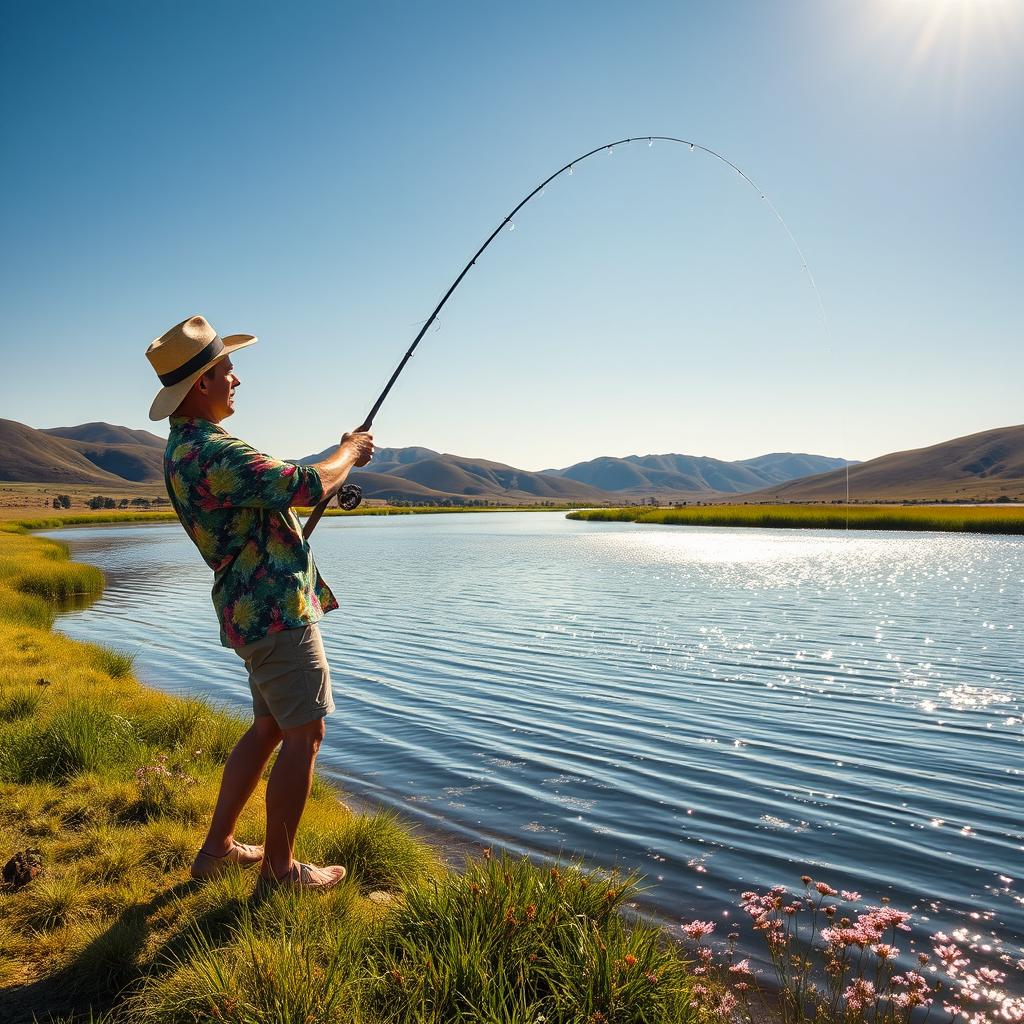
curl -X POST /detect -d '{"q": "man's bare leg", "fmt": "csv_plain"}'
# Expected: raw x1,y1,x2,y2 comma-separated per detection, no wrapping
261,716,327,879
200,715,283,856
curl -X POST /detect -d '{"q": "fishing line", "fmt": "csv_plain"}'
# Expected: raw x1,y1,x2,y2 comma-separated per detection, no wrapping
304,135,836,538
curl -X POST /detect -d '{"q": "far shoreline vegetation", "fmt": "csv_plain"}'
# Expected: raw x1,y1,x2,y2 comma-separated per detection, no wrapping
1,518,1019,1021
2,479,1024,536
567,504,1024,535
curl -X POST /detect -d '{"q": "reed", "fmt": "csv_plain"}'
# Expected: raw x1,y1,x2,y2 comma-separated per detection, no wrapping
567,503,1024,535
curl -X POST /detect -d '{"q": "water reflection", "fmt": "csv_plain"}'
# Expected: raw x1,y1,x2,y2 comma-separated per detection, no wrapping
46,515,1024,965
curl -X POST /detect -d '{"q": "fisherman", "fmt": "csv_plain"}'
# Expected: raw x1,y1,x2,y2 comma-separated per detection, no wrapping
145,315,373,889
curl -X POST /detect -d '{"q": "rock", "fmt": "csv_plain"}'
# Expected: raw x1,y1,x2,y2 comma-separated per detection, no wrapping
35,677,51,687
2,849,42,887
366,890,396,905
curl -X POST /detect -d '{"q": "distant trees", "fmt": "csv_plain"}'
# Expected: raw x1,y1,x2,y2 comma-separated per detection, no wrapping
52,494,71,509
87,495,117,510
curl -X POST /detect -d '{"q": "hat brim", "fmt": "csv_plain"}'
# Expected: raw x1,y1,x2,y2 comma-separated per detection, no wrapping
149,334,258,420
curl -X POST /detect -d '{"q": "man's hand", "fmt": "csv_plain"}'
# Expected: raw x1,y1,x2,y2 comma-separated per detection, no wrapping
312,431,374,498
341,431,374,468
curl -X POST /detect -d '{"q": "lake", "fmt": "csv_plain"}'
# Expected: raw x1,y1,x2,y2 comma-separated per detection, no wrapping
46,512,1023,966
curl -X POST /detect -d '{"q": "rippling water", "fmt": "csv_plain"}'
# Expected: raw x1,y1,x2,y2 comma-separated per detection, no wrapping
46,513,1024,966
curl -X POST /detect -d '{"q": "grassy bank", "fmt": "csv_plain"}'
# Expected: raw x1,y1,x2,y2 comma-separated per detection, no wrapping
0,523,701,1024
567,504,1024,535
4,505,580,533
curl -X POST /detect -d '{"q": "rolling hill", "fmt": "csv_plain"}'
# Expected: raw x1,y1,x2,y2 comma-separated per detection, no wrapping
542,451,853,496
749,424,1024,502
6,416,1019,505
297,446,611,503
0,419,132,485
42,422,165,448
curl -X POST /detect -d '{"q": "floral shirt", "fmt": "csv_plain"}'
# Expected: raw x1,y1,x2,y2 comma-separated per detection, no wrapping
164,417,338,648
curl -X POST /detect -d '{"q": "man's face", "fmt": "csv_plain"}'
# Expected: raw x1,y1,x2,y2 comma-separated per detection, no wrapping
199,357,240,420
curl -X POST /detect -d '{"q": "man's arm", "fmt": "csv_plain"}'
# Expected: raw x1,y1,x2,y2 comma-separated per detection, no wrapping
312,431,374,501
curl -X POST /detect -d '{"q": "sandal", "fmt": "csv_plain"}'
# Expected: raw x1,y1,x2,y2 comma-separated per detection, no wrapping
189,840,264,880
259,861,347,890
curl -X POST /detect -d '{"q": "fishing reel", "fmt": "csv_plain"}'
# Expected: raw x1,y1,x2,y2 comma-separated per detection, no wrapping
337,483,363,511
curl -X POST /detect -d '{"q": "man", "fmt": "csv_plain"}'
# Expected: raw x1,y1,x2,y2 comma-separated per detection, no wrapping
145,314,373,889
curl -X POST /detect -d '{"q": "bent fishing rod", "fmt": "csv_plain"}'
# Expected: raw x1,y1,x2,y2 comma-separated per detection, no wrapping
303,135,825,539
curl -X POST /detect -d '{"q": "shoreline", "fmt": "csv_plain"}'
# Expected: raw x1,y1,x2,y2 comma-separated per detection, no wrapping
0,516,723,1023
33,515,706,948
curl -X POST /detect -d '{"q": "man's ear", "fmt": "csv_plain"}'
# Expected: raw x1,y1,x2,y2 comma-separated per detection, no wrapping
197,377,209,394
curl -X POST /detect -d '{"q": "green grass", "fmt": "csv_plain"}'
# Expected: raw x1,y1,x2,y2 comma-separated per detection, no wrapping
2,505,583,534
567,503,1024,534
4,511,180,530
0,525,701,1024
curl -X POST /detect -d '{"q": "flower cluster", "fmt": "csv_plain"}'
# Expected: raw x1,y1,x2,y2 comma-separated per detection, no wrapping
727,874,1024,1024
133,752,198,818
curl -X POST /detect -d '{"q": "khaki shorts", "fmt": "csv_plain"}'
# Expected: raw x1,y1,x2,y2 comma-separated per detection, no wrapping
234,624,334,730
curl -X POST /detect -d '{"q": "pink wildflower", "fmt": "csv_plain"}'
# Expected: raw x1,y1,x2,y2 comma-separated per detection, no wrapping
866,906,912,931
892,971,932,1008
872,943,899,960
681,920,716,939
823,926,871,949
816,881,838,896
843,979,877,1011
717,992,738,1016
976,966,1004,985
841,890,861,901
935,943,971,975
729,959,751,975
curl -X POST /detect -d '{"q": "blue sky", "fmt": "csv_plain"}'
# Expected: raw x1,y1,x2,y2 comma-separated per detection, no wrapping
2,0,1021,469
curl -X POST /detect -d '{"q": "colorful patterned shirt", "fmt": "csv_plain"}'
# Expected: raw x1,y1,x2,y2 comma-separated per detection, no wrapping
164,417,338,648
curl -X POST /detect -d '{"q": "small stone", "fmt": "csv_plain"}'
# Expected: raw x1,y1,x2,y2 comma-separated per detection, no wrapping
36,677,51,687
366,890,395,905
3,849,42,887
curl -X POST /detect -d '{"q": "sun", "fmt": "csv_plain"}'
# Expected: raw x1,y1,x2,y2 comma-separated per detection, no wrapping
896,0,1018,64
866,0,1022,110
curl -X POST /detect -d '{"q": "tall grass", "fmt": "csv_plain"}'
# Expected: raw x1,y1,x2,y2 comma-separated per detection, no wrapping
0,529,104,604
1,701,140,783
568,503,1024,535
10,511,179,530
367,854,698,1024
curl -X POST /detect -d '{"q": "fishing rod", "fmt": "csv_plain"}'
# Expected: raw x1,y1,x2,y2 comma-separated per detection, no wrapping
303,135,827,539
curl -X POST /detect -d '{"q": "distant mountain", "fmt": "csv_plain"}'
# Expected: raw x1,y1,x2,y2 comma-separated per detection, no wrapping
52,438,166,483
10,417,1019,504
0,419,130,485
42,422,165,448
747,424,1024,502
296,446,610,503
542,452,854,496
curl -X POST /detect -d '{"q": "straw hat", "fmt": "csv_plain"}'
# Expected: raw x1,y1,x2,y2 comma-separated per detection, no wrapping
145,315,257,420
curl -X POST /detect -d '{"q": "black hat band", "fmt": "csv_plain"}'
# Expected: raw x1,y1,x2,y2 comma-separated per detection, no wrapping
158,336,225,387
